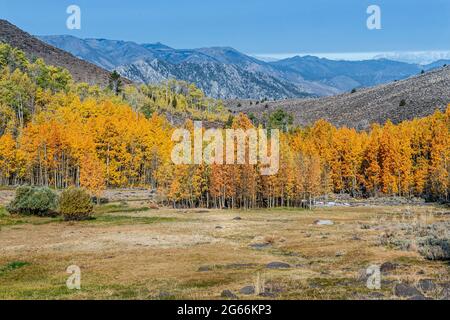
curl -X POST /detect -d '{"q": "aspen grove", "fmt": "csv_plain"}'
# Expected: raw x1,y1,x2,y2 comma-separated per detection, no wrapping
0,44,449,208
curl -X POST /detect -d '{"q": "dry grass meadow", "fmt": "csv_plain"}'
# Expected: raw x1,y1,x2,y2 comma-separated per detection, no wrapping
0,189,449,300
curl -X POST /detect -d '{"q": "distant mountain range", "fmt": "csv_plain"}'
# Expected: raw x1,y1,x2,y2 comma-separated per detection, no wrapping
39,35,449,100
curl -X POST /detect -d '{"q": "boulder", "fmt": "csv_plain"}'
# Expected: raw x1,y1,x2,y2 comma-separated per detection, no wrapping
408,294,431,300
239,286,255,295
249,243,271,249
380,262,399,274
394,283,422,297
417,279,437,293
266,262,291,269
198,266,212,272
221,290,238,299
314,220,334,226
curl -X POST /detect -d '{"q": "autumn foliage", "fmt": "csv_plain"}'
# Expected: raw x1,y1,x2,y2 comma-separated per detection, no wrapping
0,43,449,208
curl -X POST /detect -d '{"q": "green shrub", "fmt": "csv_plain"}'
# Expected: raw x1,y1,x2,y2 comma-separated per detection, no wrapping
6,186,58,216
418,237,450,261
59,188,94,221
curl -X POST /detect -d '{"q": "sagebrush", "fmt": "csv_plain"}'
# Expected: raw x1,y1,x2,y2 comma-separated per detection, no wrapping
59,188,94,221
6,186,58,216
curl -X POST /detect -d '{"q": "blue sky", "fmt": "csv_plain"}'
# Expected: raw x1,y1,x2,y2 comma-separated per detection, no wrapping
1,0,449,59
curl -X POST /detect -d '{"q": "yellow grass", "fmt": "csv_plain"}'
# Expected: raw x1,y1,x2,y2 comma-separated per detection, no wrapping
0,202,449,300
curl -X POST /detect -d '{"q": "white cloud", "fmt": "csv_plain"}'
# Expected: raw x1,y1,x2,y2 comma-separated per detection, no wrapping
250,51,450,64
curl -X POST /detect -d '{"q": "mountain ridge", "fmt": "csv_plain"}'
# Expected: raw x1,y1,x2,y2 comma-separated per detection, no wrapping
0,20,123,87
234,65,450,129
39,34,435,99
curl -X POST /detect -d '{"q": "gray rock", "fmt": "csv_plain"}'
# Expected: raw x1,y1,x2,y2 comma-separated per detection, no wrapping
221,290,238,299
380,262,399,274
440,288,450,300
239,286,255,295
314,220,334,226
394,283,422,297
265,283,285,294
417,279,437,293
335,251,345,257
198,266,212,272
368,292,385,299
266,262,291,269
249,243,271,249
408,294,431,300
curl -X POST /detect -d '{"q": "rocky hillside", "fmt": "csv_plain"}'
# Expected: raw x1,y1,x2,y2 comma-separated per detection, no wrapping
270,56,423,92
39,34,437,100
0,20,121,87
40,36,321,99
235,66,450,130
116,57,314,100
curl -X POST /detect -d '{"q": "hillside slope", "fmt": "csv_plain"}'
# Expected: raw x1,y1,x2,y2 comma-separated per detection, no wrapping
270,56,423,92
40,36,323,99
116,57,316,100
40,34,433,99
236,66,450,129
0,20,120,87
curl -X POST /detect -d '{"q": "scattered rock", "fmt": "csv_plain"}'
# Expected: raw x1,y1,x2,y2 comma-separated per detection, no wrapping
380,262,399,274
259,292,277,298
351,235,362,241
221,290,238,299
314,220,334,226
368,292,385,299
198,266,212,272
440,288,450,300
381,279,395,287
394,283,422,297
215,226,223,229
417,279,437,293
233,217,242,221
408,294,431,300
249,243,271,249
239,286,255,295
335,251,345,257
266,262,291,269
265,282,285,294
